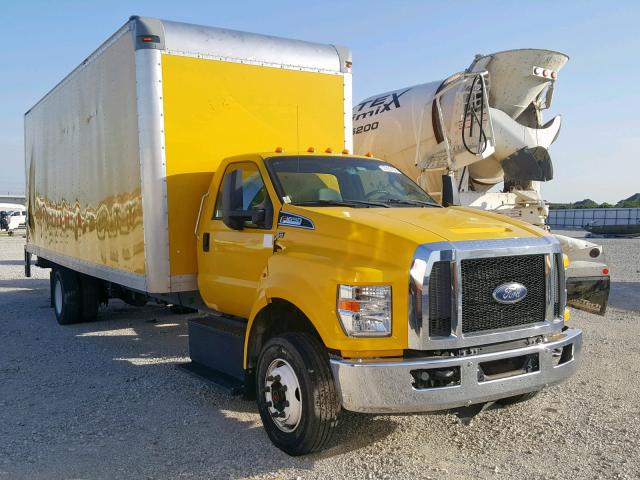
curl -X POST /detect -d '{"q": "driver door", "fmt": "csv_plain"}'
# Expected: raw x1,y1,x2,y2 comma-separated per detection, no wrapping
198,161,276,318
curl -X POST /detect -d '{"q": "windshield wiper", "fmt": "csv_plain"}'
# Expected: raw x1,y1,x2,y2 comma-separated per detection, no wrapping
383,199,440,207
291,199,391,208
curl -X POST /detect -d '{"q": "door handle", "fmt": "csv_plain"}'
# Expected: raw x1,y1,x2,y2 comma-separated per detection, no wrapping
203,232,210,252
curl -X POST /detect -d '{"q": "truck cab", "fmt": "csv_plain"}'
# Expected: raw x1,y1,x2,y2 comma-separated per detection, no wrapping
194,151,581,455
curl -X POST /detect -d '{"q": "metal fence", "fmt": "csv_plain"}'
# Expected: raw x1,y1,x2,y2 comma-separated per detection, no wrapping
548,208,640,229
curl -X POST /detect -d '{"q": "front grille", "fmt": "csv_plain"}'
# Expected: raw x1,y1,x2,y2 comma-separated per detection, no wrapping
461,254,546,333
428,261,452,336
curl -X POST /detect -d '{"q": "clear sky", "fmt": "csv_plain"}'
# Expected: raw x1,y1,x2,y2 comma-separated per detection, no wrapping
1,0,638,203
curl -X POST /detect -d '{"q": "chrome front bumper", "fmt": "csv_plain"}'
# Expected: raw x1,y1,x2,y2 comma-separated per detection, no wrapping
330,328,582,413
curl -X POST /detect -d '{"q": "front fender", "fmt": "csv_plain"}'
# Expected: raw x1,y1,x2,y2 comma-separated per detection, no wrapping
244,251,409,367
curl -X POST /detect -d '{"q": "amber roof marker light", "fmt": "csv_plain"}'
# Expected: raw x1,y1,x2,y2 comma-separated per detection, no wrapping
138,35,161,43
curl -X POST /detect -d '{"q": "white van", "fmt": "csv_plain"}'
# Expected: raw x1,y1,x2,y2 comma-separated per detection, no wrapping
0,203,26,234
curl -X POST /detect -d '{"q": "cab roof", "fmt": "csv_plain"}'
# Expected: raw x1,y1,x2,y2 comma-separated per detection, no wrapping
243,151,384,162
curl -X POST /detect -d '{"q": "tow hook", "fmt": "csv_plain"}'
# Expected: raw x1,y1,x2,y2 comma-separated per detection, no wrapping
410,367,461,389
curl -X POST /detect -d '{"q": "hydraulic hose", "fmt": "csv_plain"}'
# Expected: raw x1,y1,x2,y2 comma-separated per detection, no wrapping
462,75,488,155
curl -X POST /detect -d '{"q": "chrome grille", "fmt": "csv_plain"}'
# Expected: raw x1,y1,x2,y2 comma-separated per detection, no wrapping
461,254,546,333
428,261,452,336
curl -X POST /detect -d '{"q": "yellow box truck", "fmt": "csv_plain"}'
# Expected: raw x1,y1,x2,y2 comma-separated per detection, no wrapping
25,17,582,455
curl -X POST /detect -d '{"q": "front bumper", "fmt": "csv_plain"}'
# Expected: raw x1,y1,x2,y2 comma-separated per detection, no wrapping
330,328,582,413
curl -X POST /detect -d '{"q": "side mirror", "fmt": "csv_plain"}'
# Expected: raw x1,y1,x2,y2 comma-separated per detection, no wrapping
441,174,460,207
251,209,266,225
222,170,244,229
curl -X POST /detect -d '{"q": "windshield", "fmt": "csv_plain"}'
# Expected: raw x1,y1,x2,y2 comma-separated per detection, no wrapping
265,156,439,208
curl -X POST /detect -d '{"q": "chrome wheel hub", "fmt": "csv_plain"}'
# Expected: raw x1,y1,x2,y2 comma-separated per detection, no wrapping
264,358,302,432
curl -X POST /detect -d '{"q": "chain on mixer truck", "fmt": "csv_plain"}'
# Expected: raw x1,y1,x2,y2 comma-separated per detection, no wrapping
24,18,582,455
353,49,610,316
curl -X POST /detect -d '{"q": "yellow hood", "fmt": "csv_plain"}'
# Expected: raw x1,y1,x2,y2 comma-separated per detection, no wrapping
282,204,543,245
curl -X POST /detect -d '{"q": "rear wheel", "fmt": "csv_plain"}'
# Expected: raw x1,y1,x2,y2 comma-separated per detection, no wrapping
496,391,539,406
53,269,81,325
256,333,340,456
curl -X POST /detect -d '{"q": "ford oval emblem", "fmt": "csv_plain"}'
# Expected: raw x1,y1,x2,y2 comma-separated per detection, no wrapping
492,282,528,304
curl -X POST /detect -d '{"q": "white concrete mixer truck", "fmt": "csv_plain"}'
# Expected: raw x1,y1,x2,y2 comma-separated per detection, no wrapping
353,49,609,315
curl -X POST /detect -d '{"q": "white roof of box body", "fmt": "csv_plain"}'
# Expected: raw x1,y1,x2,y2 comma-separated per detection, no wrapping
27,16,351,114
156,18,350,73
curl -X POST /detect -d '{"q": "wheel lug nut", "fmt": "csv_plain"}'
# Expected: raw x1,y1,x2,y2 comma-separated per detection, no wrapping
284,400,290,407
266,375,274,382
266,401,272,407
281,385,287,392
262,386,270,393
274,375,281,382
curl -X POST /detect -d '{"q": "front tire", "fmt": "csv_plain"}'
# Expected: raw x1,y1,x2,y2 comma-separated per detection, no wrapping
53,269,81,325
256,333,340,456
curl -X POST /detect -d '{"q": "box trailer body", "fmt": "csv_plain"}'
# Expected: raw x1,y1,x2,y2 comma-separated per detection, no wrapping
25,16,352,294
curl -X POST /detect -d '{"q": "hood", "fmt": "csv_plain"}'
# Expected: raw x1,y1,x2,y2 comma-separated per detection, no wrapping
281,204,543,246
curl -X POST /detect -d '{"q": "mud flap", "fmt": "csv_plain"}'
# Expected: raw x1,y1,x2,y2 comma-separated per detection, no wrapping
566,276,610,316
24,249,32,278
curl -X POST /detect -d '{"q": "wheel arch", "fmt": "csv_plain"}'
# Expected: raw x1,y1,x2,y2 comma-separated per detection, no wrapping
244,298,326,371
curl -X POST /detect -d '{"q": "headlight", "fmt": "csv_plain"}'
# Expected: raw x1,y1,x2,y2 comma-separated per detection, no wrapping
337,285,392,337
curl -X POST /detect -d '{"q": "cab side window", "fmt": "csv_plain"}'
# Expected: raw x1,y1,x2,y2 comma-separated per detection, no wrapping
214,163,273,229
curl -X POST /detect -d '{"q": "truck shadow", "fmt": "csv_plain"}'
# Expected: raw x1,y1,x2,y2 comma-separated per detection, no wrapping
2,281,397,477
608,281,640,312
74,309,399,474
0,259,31,266
0,277,49,291
311,412,398,458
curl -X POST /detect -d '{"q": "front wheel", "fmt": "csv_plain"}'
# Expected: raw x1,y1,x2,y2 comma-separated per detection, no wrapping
256,333,340,456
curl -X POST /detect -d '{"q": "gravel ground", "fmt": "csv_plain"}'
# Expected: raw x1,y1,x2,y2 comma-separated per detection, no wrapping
1,230,639,479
